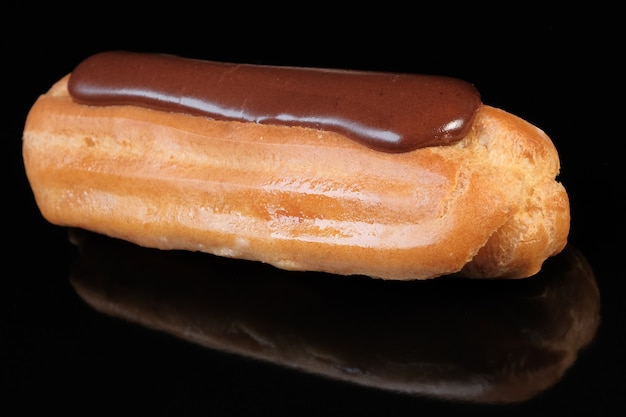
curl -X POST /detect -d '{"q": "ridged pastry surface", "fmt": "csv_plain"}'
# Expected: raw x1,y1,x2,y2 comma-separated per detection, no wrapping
23,77,569,279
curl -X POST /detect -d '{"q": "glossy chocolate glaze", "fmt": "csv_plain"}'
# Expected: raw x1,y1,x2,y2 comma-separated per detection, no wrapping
68,51,481,152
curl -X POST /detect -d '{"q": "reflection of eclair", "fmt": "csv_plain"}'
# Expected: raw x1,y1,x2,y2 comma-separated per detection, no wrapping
23,51,569,279
69,229,599,403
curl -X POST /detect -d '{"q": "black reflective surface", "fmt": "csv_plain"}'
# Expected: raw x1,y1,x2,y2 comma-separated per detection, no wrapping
6,9,623,416
69,229,600,404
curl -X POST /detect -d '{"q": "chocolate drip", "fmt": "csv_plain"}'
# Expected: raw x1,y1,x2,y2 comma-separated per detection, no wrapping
68,51,481,152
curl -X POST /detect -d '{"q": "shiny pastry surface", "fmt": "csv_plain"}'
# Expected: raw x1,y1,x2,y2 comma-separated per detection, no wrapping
23,52,570,279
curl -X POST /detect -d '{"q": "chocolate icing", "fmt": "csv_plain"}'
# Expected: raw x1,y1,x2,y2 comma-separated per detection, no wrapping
68,51,481,152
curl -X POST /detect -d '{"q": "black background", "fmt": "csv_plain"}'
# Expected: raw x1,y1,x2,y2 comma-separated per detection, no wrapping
5,5,624,416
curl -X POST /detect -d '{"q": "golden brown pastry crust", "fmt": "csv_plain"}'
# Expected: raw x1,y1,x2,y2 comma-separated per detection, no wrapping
22,76,569,279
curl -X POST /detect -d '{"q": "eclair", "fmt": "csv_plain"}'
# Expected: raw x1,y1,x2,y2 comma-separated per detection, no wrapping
22,51,570,279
